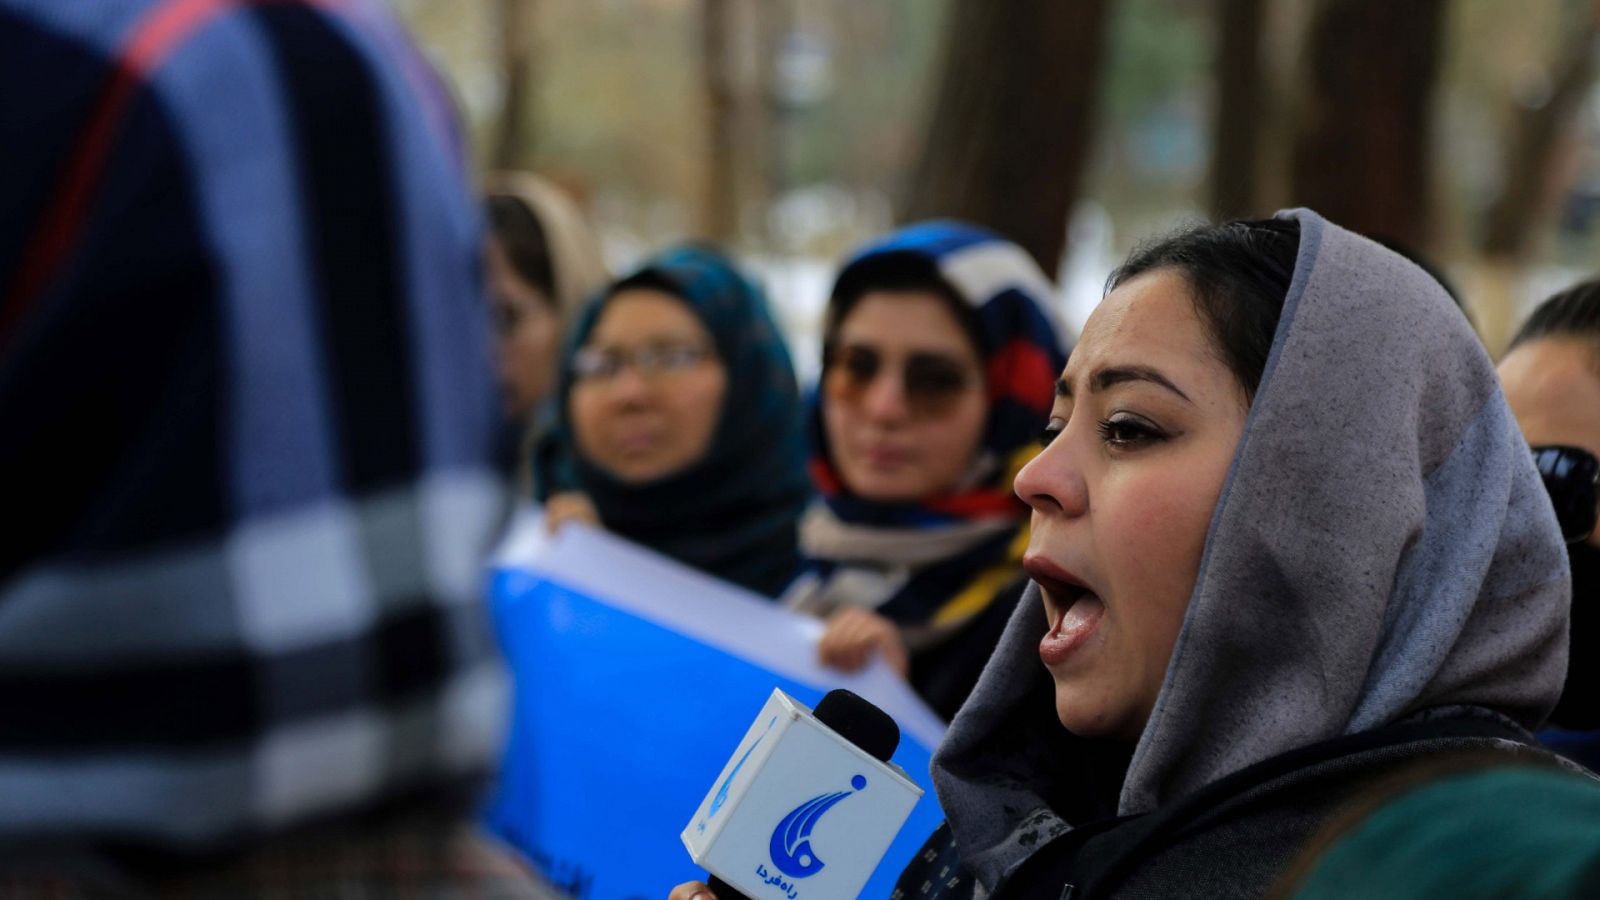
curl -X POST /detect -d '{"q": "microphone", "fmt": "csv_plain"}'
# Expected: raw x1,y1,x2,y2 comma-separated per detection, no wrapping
683,689,923,900
708,691,898,900
813,688,901,762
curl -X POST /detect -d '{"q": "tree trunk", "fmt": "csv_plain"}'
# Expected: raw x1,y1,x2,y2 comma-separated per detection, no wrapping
493,0,536,169
701,0,740,244
752,0,789,248
900,0,1114,278
1474,2,1599,354
1209,0,1267,221
1289,0,1448,249
1480,4,1599,261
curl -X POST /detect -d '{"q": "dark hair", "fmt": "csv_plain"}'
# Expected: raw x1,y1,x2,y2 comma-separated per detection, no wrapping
825,251,987,358
607,268,684,302
1106,218,1300,403
1508,278,1600,368
486,193,557,305
585,269,703,349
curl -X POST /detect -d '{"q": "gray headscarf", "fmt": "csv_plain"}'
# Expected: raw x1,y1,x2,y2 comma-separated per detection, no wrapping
930,209,1571,890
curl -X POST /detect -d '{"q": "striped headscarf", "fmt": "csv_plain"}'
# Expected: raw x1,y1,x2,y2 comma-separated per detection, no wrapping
552,245,811,598
795,221,1070,636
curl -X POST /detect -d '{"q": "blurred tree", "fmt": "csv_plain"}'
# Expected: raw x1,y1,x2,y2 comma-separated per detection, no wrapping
900,0,1114,277
1480,2,1599,261
754,0,791,225
494,0,536,168
1290,0,1449,249
702,0,740,242
700,0,772,244
1209,0,1266,220
1474,0,1599,350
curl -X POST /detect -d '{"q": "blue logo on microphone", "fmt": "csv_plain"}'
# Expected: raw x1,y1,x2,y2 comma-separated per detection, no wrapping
768,775,867,878
700,715,777,834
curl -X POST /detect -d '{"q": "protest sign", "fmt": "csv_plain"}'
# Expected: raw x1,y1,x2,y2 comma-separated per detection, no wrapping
484,511,947,900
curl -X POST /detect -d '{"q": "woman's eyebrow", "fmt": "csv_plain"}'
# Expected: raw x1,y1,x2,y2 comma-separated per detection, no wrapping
1055,366,1193,404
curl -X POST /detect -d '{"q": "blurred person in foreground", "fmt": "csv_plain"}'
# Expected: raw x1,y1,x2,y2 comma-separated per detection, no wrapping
1498,279,1600,770
1271,755,1600,899
539,245,810,598
0,1,554,895
667,208,1571,900
785,221,1069,721
483,172,609,498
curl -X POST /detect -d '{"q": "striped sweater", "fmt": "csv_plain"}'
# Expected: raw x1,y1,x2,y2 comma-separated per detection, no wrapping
0,0,509,857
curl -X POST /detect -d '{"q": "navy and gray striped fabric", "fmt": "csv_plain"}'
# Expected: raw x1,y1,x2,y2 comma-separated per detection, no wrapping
0,0,508,853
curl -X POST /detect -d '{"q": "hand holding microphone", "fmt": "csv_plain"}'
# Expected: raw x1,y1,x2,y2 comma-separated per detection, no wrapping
667,881,716,900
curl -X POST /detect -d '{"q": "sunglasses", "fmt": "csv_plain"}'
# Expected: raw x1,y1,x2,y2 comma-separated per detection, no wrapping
1532,445,1599,544
823,343,978,418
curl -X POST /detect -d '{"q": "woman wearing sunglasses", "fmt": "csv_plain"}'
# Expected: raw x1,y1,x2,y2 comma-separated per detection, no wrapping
674,211,1572,900
785,222,1070,721
1499,279,1600,769
543,245,811,598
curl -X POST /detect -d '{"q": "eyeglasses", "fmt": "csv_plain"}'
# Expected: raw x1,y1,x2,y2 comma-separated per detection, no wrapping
570,343,715,384
1532,445,1599,544
823,343,978,418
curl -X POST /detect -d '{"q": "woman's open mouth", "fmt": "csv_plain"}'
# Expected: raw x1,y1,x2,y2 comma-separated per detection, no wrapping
1024,555,1106,667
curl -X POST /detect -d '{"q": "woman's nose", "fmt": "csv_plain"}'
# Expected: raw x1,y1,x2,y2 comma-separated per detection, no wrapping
1014,428,1088,517
605,360,654,404
860,367,912,422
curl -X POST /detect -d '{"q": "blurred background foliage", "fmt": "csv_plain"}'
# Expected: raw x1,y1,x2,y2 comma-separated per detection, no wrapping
393,0,1600,349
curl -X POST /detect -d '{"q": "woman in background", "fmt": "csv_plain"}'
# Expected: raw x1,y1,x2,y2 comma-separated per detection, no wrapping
484,172,609,496
790,221,1069,720
545,245,810,598
1498,278,1600,769
1272,754,1600,898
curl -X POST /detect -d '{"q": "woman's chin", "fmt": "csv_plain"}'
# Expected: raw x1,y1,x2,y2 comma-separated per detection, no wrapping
1052,695,1104,737
597,452,694,485
1051,691,1145,742
841,474,927,504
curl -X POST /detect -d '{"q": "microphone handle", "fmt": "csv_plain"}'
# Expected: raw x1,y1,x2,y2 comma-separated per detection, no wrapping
707,874,752,900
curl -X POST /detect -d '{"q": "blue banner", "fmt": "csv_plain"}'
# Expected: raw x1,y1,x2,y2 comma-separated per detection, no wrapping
482,516,947,900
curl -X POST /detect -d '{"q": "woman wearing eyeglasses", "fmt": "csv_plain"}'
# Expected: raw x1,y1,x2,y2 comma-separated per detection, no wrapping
785,222,1070,721
1499,279,1600,769
544,244,811,598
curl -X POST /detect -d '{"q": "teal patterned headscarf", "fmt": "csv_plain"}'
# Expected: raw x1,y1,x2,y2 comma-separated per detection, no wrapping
548,245,810,597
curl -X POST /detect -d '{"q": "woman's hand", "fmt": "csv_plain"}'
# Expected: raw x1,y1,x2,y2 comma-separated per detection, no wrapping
668,881,715,900
818,607,910,677
545,491,600,534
